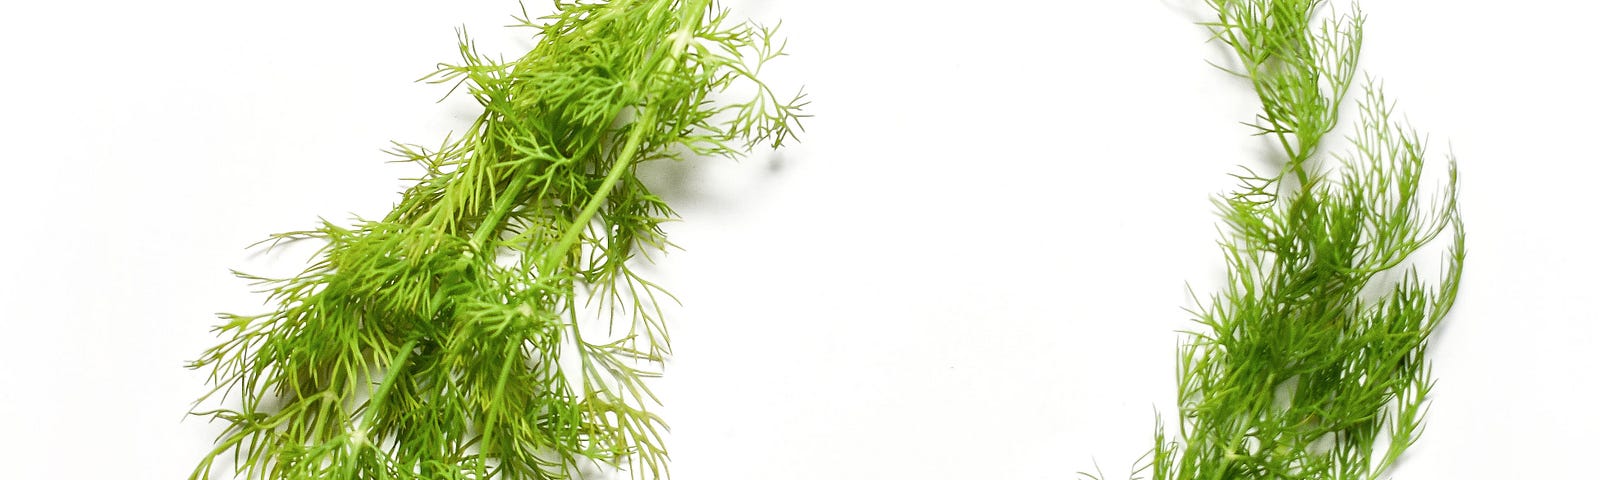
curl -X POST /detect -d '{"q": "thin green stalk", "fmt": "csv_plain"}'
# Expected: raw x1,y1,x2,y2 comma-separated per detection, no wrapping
357,339,419,437
469,176,530,248
540,105,657,276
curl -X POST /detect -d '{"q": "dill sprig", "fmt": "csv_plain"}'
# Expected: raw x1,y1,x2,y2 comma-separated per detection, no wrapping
187,1,804,479
1107,1,1465,478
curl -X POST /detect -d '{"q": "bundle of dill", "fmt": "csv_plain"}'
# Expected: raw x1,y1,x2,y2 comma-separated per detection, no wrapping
188,1,804,479
1129,0,1465,478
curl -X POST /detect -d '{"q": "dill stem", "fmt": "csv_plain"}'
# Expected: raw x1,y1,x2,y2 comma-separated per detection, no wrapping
480,344,519,471
538,104,659,275
470,176,531,249
360,339,416,425
360,339,419,433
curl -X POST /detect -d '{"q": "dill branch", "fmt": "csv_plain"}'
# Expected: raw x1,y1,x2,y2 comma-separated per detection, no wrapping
1133,1,1466,479
189,1,805,479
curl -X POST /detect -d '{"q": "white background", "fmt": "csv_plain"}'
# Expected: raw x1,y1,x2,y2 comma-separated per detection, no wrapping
1,1,1595,478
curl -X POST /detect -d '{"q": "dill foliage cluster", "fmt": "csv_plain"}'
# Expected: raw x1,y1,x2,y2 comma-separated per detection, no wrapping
188,1,804,479
1131,0,1465,478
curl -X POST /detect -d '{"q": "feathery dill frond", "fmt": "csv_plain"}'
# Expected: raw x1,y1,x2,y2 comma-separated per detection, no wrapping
1111,1,1464,478
189,2,805,479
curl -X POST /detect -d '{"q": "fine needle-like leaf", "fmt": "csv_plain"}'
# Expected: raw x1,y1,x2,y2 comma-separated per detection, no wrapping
188,2,806,479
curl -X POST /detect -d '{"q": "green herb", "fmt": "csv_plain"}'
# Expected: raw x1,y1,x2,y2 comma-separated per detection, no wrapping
188,1,804,479
1089,1,1465,478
